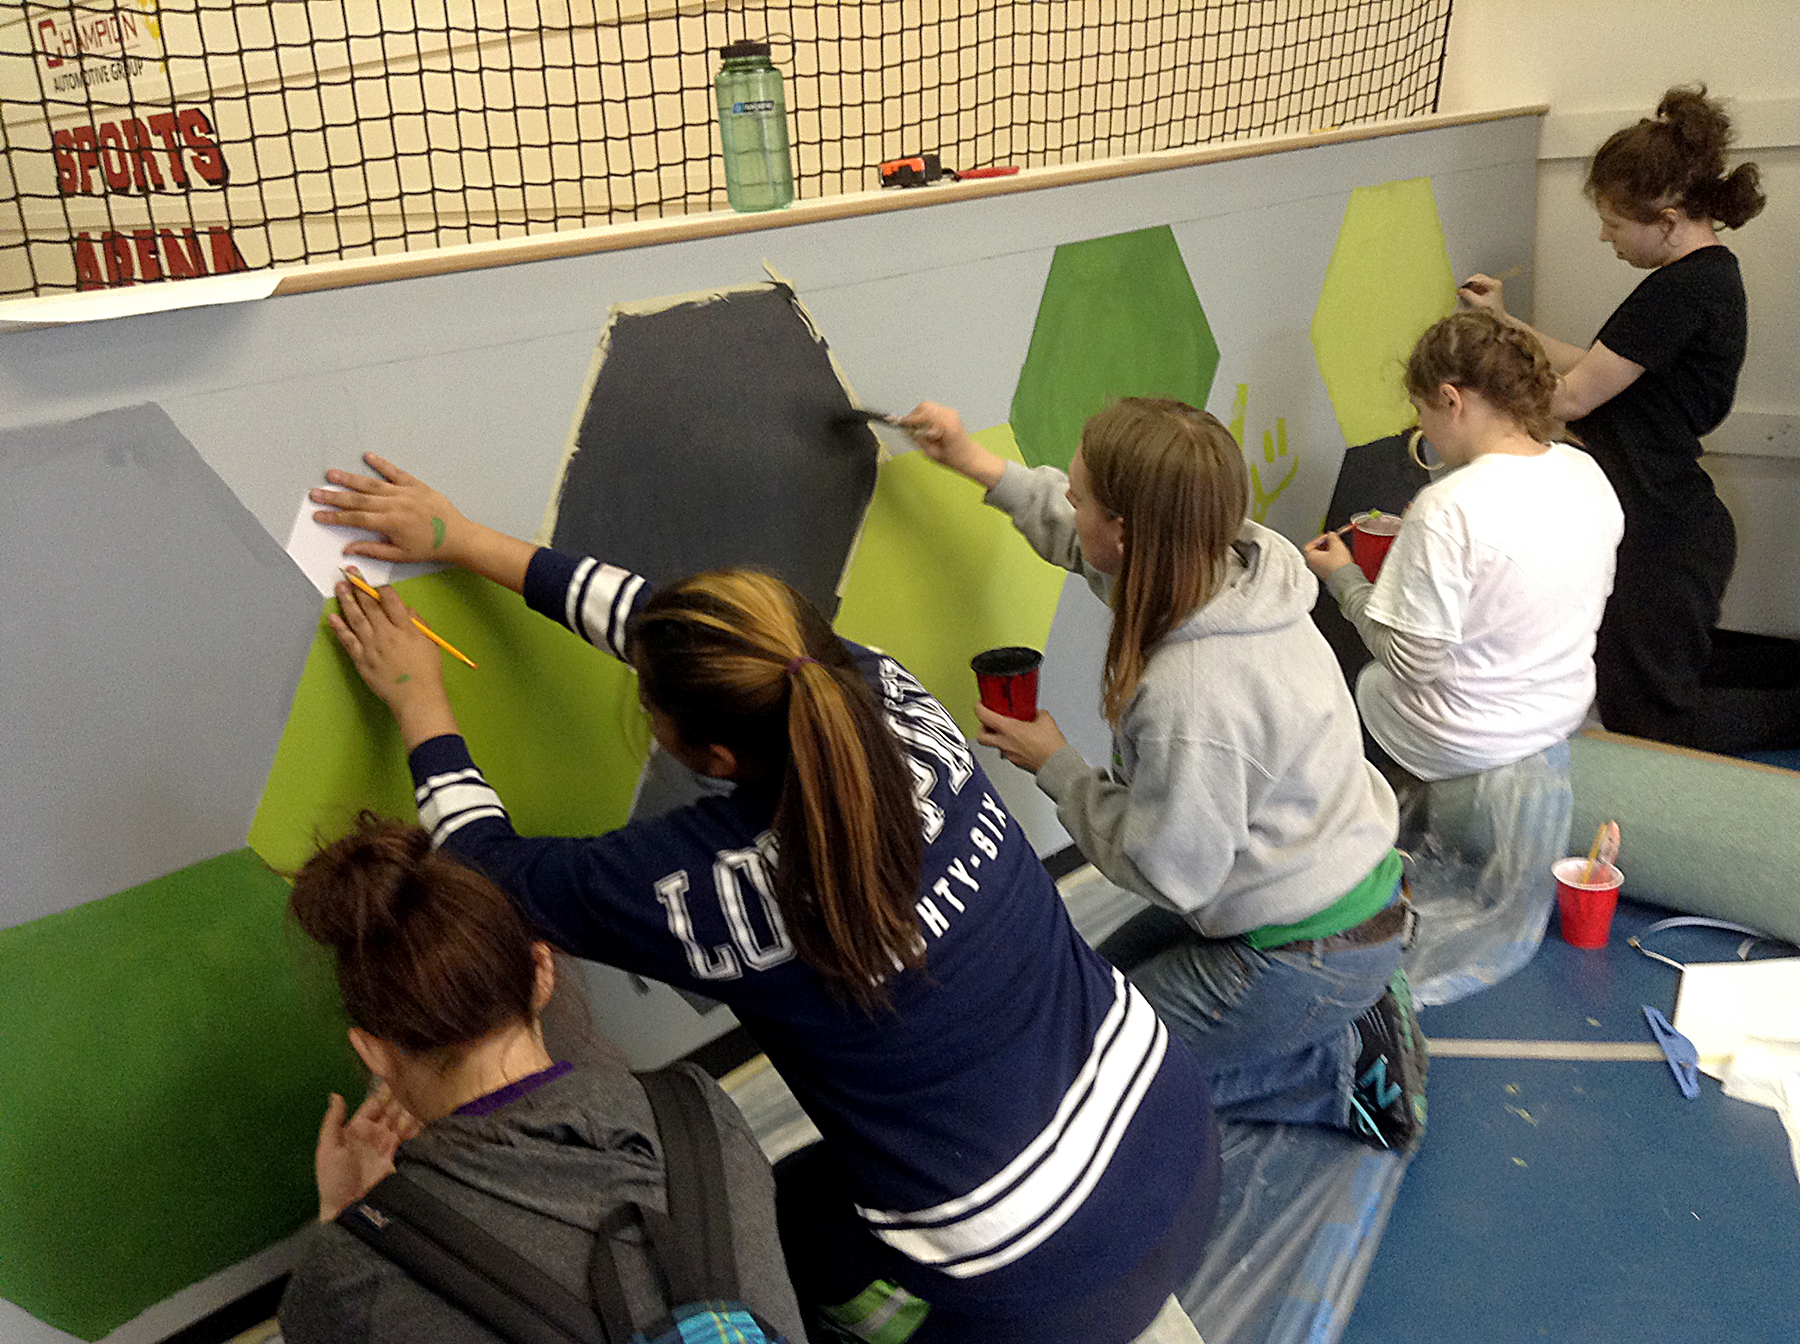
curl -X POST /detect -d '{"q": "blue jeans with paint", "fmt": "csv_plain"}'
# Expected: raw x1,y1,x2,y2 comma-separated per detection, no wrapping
1098,899,1402,1129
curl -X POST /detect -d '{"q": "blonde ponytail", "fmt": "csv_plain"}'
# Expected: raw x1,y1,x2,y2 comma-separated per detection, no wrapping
632,570,924,1011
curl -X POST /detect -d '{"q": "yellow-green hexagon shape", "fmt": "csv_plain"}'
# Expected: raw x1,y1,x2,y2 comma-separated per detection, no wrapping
1310,177,1458,446
1010,225,1221,472
249,569,650,873
835,424,1067,735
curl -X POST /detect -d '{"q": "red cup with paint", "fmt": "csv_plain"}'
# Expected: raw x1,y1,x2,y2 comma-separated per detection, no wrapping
1351,510,1402,581
971,646,1043,720
1552,858,1625,949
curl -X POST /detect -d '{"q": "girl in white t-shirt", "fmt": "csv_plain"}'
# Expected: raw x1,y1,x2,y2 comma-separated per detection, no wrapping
1303,311,1623,1001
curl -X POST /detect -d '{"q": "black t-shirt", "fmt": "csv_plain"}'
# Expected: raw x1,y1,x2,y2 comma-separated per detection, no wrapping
1570,245,1746,519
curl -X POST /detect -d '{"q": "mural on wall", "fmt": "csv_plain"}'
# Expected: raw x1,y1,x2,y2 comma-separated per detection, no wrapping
0,135,1525,1336
1009,224,1221,473
1310,175,1459,450
1307,176,1460,680
541,279,882,620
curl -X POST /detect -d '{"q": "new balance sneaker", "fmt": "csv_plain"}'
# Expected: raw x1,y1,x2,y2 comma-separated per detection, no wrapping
1348,970,1428,1152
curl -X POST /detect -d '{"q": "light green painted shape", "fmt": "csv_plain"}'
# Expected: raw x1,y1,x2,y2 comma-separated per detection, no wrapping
834,425,1067,736
1010,224,1221,472
1310,176,1458,446
1228,383,1298,524
250,568,648,872
0,849,361,1339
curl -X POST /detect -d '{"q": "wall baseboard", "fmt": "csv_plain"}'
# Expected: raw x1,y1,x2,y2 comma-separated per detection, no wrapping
1704,408,1800,461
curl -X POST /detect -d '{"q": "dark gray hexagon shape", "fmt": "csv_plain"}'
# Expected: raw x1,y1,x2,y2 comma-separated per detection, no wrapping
547,282,880,619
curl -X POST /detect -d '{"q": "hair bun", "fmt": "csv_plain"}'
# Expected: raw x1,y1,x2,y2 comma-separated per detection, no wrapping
288,811,428,948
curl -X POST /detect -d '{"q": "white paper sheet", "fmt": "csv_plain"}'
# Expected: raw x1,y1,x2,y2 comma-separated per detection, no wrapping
0,269,280,333
282,493,396,597
1672,958,1800,1079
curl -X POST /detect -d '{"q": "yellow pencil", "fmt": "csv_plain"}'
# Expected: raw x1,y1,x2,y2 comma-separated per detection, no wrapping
340,568,479,670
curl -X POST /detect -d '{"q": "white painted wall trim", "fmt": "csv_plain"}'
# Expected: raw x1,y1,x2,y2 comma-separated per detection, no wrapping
1538,94,1800,161
1704,408,1800,461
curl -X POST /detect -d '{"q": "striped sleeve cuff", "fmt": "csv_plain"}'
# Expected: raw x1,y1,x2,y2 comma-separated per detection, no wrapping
409,734,511,848
522,547,647,660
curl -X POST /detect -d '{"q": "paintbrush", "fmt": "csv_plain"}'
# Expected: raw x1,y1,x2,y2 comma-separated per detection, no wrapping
1582,820,1620,883
340,567,479,670
836,406,902,427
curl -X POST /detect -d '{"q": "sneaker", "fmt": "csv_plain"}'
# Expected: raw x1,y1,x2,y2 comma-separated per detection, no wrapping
1348,970,1428,1152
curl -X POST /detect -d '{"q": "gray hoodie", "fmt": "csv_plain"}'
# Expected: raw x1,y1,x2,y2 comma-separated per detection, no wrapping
988,462,1397,938
278,1064,807,1344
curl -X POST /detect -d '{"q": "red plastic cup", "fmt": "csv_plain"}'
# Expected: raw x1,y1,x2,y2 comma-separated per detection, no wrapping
971,646,1043,720
1351,511,1402,580
1552,857,1625,949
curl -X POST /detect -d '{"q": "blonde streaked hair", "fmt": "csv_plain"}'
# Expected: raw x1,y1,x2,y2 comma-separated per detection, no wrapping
1080,398,1249,725
630,569,924,1012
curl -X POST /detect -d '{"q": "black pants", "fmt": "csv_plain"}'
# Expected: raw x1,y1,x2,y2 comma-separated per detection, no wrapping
1595,500,1800,753
773,1141,1217,1344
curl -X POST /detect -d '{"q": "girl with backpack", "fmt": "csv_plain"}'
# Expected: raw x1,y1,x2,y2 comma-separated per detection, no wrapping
902,398,1424,1152
279,813,808,1343
308,455,1219,1344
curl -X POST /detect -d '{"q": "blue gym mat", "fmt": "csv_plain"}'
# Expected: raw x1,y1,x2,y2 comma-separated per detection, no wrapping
1342,899,1800,1344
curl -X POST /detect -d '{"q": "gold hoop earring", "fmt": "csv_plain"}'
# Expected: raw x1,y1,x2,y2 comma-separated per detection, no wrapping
1408,428,1445,472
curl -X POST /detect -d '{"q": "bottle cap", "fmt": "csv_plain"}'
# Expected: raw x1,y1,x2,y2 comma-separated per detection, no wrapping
719,39,772,58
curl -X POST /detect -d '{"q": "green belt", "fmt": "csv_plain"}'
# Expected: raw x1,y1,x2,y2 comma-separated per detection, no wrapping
1240,848,1403,950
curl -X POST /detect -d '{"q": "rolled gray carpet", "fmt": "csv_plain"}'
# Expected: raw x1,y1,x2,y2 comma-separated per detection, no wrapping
1570,730,1800,946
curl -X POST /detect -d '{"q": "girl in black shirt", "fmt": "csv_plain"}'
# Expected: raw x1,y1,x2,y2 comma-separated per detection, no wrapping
1462,84,1800,752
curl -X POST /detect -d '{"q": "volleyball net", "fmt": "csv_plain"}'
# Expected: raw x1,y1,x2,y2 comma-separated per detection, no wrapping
0,0,1455,297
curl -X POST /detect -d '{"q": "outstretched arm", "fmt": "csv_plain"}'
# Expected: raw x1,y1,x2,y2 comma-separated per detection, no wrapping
1552,341,1646,421
310,452,536,594
900,401,1009,488
1457,275,1590,372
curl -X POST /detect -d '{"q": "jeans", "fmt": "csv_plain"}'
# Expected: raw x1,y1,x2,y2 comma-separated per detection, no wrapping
1099,900,1402,1129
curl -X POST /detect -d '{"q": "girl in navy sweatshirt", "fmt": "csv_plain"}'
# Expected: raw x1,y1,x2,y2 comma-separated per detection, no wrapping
308,455,1218,1344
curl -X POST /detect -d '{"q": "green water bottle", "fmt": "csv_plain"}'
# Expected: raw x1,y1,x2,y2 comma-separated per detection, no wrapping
715,40,794,212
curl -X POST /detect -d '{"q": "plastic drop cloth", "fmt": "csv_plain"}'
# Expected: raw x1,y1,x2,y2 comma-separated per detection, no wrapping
1394,741,1574,1007
1057,867,1414,1344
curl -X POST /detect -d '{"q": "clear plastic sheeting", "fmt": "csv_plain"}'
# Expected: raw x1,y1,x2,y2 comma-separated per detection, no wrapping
1184,1125,1408,1344
1060,860,1413,1344
1397,742,1575,1006
724,1054,1411,1344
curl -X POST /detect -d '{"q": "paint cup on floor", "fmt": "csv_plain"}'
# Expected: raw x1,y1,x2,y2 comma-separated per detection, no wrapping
1350,511,1402,580
1552,858,1625,949
971,646,1043,720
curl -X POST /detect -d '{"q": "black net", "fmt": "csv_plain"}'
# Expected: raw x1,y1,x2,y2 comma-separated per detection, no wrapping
1,1,1454,298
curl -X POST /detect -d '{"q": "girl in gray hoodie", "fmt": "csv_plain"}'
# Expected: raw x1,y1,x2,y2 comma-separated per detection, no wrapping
905,398,1425,1151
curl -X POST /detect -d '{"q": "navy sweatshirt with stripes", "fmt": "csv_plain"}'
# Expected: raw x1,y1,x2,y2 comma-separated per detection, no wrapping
407,547,1217,1317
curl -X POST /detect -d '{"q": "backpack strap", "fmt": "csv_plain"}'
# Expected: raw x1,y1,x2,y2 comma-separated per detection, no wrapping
634,1066,741,1300
340,1173,606,1344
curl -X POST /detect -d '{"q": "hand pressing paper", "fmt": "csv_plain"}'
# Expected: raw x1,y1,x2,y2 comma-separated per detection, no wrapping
283,492,442,598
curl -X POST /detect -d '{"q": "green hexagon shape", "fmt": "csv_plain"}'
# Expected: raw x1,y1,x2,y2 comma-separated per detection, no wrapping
250,568,649,873
1010,225,1220,472
1310,177,1458,447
